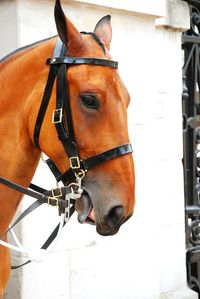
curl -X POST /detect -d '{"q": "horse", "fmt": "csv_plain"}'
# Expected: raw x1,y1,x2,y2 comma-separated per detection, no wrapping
0,0,135,296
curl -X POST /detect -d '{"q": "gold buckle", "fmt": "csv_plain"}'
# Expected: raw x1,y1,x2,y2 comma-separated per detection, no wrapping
69,157,81,169
47,188,62,208
51,188,62,198
48,197,59,208
52,108,63,123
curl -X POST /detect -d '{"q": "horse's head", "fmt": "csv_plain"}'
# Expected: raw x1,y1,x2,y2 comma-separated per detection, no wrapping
34,0,135,236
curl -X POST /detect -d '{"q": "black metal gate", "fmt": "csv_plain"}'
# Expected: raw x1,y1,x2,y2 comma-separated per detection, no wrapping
182,0,200,295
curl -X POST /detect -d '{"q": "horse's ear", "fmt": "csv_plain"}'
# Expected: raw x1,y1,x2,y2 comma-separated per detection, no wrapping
54,0,84,52
94,15,112,50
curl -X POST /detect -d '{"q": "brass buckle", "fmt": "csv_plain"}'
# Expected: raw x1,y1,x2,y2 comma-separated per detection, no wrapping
52,108,63,123
51,188,62,198
69,157,81,169
48,197,59,208
47,188,62,208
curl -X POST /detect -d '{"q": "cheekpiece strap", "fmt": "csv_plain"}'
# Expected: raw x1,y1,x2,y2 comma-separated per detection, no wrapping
33,38,64,148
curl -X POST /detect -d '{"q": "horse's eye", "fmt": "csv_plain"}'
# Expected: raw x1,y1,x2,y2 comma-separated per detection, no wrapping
80,94,99,110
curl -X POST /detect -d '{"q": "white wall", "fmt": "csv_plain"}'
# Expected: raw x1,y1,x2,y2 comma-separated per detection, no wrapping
1,0,197,298
0,0,17,58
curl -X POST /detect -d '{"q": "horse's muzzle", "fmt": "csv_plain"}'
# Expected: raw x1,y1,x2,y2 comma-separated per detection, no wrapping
76,190,131,236
96,205,124,236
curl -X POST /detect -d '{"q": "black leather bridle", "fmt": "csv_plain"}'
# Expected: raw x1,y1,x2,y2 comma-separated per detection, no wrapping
34,38,133,186
0,37,133,268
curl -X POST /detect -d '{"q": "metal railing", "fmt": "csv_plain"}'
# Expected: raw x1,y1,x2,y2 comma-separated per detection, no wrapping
182,0,200,295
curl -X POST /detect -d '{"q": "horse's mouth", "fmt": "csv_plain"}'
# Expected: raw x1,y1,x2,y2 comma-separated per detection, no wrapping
75,190,133,235
76,190,95,225
84,209,95,225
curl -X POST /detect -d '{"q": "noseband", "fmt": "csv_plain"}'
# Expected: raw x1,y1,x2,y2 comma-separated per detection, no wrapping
34,38,133,185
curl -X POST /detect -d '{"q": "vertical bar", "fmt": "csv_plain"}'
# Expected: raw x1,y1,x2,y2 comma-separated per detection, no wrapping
182,2,200,296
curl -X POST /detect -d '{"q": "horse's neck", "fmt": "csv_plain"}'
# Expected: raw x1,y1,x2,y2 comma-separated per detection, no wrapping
0,38,55,232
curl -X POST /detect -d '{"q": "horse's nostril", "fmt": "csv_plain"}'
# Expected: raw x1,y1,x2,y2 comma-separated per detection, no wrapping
106,205,124,228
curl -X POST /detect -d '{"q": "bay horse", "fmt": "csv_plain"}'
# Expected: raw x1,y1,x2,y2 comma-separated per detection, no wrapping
0,0,135,296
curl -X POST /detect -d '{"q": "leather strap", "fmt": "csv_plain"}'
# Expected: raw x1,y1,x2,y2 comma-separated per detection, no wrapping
0,177,46,201
0,200,43,240
34,39,64,148
11,203,76,270
81,144,133,171
0,177,71,209
0,177,76,270
34,65,58,148
54,63,79,158
47,57,118,68
47,144,133,185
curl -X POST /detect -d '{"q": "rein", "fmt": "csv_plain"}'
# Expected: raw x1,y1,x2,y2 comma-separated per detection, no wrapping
0,37,133,268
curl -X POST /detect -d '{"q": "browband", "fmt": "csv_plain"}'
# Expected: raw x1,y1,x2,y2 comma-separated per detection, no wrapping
47,57,118,68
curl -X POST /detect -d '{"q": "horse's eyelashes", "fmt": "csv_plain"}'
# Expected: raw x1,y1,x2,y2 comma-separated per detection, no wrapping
80,94,100,110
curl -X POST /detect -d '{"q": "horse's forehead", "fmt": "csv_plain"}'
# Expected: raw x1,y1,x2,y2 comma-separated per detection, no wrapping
69,66,117,89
